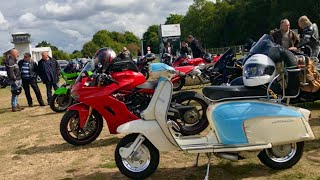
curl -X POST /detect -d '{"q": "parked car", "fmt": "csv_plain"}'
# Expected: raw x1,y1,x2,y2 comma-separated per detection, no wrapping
57,60,69,70
0,65,8,88
0,65,7,77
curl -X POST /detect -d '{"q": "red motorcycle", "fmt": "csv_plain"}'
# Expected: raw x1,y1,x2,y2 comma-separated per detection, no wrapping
60,61,209,145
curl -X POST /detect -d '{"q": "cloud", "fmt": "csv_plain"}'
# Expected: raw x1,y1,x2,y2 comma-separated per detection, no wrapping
0,0,195,53
0,11,9,31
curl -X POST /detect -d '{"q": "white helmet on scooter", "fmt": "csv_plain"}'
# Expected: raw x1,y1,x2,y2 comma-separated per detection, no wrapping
243,54,276,87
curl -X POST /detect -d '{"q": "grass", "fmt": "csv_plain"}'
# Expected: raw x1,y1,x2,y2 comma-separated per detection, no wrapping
0,83,320,179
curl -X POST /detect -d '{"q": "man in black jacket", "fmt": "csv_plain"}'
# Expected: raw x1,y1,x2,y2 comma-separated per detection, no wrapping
5,49,24,112
18,53,45,107
187,35,206,58
38,51,61,104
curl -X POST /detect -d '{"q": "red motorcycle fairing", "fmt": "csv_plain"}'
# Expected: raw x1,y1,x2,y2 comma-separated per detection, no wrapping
69,71,144,134
172,66,194,83
187,58,205,66
111,70,146,91
173,57,206,67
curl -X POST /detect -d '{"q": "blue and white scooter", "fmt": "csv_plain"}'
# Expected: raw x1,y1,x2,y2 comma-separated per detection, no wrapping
114,63,315,180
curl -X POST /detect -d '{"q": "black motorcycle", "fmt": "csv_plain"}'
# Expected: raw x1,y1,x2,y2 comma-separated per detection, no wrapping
136,53,156,80
208,49,243,85
0,75,8,88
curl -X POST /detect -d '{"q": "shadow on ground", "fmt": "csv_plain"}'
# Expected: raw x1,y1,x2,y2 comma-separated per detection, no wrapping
14,136,120,155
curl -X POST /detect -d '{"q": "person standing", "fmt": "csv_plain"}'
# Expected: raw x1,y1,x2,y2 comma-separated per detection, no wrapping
187,35,206,58
271,19,299,49
18,53,45,107
5,49,24,112
296,15,320,58
38,51,61,104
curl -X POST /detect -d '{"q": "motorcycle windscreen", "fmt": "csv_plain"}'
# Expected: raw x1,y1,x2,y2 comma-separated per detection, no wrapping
211,101,303,145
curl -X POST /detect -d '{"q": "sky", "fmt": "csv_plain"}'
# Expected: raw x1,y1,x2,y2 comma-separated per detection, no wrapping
0,0,198,53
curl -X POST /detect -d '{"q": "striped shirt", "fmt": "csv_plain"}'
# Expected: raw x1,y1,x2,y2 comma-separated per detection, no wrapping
21,61,31,79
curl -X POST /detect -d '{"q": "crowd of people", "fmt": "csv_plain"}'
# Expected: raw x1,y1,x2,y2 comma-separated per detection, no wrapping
4,50,60,112
271,15,319,57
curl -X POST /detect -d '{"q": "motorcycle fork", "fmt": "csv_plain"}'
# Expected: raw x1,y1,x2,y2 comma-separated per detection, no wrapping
83,81,101,128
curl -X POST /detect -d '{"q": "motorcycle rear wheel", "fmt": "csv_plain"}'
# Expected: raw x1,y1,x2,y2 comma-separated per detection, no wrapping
173,78,185,91
171,92,209,135
50,94,73,112
258,142,304,169
115,133,159,179
60,110,103,146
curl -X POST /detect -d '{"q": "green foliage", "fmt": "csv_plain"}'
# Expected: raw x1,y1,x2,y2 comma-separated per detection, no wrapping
53,50,70,60
165,14,184,24
82,41,99,58
36,41,58,51
162,0,320,49
69,50,83,59
0,56,4,65
142,25,160,54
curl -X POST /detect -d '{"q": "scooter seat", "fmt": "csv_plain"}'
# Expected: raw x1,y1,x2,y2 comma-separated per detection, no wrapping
136,80,158,89
203,85,267,100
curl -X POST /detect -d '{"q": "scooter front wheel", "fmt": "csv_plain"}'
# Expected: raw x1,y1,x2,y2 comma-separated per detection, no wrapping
50,94,73,112
258,142,304,169
115,133,159,179
60,110,103,146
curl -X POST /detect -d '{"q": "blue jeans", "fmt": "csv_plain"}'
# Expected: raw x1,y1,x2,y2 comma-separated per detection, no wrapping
45,82,59,104
10,80,22,108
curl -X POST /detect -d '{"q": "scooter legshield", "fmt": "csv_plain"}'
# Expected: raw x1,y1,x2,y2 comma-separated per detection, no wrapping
68,103,89,128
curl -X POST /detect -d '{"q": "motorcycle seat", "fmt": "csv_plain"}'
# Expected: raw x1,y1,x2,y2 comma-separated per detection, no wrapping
136,80,158,89
203,85,267,100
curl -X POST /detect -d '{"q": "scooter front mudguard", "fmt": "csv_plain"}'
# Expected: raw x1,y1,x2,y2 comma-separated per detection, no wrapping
54,87,69,95
117,120,178,151
68,103,89,128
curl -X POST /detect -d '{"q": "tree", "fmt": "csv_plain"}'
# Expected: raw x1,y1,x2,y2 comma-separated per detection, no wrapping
124,31,140,44
143,25,160,54
53,50,70,60
82,41,99,58
36,41,58,51
70,50,83,59
92,30,113,48
165,14,184,24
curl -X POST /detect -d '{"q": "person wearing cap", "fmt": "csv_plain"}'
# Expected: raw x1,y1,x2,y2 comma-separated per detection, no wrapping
18,53,45,107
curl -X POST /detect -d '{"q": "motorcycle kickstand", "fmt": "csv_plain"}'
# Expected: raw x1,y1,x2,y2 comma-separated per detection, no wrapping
193,153,200,167
204,153,212,180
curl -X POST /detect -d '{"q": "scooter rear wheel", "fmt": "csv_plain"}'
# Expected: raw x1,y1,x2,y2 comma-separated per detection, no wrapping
258,142,304,169
60,110,103,146
115,133,159,179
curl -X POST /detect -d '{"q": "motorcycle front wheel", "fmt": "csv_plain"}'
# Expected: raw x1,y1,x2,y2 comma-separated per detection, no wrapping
50,94,73,112
60,110,103,146
258,142,304,169
115,133,159,179
141,68,150,80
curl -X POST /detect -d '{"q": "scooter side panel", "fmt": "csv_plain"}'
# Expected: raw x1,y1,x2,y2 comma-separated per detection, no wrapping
244,116,315,145
210,101,303,145
117,120,178,151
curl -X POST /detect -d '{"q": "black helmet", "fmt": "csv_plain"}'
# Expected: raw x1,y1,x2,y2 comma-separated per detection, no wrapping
93,47,116,72
64,60,80,73
11,87,22,95
203,53,212,63
162,53,172,65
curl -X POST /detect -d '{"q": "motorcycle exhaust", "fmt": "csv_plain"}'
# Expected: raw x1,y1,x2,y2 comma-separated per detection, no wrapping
215,152,239,161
